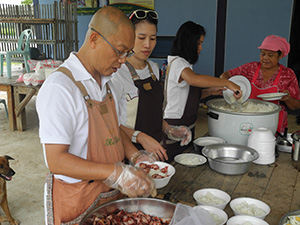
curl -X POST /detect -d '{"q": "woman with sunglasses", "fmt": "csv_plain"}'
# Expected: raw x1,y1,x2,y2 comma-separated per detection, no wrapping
163,21,242,160
112,10,191,162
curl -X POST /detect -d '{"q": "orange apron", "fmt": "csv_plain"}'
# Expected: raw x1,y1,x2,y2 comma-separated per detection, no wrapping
46,67,125,225
249,63,285,132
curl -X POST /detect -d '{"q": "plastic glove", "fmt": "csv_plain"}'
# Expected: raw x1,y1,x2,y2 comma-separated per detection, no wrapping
103,162,156,198
129,150,157,166
165,125,192,146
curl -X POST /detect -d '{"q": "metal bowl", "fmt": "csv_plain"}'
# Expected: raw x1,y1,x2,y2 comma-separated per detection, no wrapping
202,144,259,175
79,198,176,225
279,209,300,224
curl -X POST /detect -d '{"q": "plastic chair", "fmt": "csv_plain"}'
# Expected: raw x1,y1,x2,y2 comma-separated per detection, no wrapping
0,29,32,79
0,99,8,118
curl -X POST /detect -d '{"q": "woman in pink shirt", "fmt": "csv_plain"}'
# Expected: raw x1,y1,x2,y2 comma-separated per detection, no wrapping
220,35,300,133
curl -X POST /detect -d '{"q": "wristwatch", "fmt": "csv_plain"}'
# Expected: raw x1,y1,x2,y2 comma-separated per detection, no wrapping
131,130,141,143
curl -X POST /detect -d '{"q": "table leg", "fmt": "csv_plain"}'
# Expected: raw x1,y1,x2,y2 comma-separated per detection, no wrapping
14,89,27,131
6,85,16,131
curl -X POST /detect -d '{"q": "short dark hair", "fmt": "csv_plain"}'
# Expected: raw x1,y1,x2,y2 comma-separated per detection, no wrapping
171,21,206,65
128,10,158,29
277,50,282,57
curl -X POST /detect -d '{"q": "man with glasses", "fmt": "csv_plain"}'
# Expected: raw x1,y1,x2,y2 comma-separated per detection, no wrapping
36,6,156,225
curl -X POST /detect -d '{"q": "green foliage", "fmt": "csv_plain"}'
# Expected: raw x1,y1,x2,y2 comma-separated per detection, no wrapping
21,0,33,5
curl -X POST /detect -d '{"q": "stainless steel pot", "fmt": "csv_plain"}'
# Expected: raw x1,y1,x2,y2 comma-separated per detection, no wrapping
79,198,176,225
291,131,300,171
206,98,281,145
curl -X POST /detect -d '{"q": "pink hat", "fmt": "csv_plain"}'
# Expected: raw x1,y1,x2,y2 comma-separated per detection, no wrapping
258,35,290,57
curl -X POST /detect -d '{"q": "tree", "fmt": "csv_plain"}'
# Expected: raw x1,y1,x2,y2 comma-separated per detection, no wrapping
21,0,33,5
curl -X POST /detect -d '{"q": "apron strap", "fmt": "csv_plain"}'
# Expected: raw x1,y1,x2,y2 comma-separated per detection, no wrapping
56,67,113,106
163,57,178,111
126,60,157,81
251,63,261,83
46,173,54,225
251,63,283,85
105,83,113,100
145,60,157,81
273,65,283,85
56,67,94,107
125,61,140,81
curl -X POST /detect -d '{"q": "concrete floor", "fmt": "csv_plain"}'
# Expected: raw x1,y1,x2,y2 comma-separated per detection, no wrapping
0,66,300,224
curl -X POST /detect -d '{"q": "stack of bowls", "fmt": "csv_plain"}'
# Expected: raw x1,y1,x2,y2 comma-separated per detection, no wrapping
247,127,276,165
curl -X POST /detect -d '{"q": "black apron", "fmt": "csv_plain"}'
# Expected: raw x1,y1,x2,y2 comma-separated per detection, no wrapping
125,61,164,150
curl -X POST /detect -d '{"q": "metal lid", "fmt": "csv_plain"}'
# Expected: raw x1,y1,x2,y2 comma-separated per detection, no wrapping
291,131,300,141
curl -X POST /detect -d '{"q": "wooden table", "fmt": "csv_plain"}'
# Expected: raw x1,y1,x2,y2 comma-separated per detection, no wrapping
0,76,18,130
12,82,40,131
157,150,300,224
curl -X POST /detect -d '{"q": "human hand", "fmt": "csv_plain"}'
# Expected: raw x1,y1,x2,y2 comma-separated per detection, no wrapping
136,133,168,161
103,162,156,198
280,90,290,101
165,125,192,146
207,86,226,96
227,81,242,100
129,150,158,165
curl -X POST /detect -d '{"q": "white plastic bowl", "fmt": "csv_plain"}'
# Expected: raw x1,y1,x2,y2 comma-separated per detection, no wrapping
195,205,228,225
193,188,231,210
135,161,175,189
248,127,275,143
226,215,269,225
230,197,271,220
193,136,226,153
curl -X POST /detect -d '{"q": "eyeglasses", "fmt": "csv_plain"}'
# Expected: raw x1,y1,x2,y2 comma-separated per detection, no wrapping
129,10,158,20
91,27,135,58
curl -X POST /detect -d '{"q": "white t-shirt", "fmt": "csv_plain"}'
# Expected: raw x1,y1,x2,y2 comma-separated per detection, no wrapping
163,56,193,119
36,52,120,184
111,60,159,128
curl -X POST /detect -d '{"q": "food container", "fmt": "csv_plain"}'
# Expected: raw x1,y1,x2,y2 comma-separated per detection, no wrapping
248,127,276,143
79,198,176,225
229,197,271,220
248,127,276,165
135,161,176,189
193,136,226,154
279,209,300,225
195,205,228,225
227,215,269,225
206,98,281,145
193,188,231,209
202,144,259,175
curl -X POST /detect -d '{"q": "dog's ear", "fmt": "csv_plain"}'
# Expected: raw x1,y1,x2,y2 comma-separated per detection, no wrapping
4,155,14,161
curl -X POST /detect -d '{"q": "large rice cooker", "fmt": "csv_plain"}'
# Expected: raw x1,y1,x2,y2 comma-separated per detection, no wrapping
206,98,281,145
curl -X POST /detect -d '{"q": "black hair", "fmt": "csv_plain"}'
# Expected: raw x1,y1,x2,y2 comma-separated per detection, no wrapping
260,49,282,57
171,21,206,65
128,10,158,29
277,50,282,57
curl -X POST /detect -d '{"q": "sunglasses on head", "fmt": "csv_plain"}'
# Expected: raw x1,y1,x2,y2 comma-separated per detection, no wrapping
129,9,158,20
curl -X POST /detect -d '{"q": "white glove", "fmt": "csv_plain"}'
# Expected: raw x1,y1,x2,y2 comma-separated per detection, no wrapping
165,125,192,146
129,150,157,166
103,162,156,198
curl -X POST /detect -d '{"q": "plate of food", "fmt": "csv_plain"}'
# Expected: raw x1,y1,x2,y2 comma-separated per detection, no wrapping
223,75,251,104
257,92,287,101
279,209,300,225
174,153,207,167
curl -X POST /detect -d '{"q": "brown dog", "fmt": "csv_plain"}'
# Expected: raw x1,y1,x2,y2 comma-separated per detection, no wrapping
0,155,19,225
